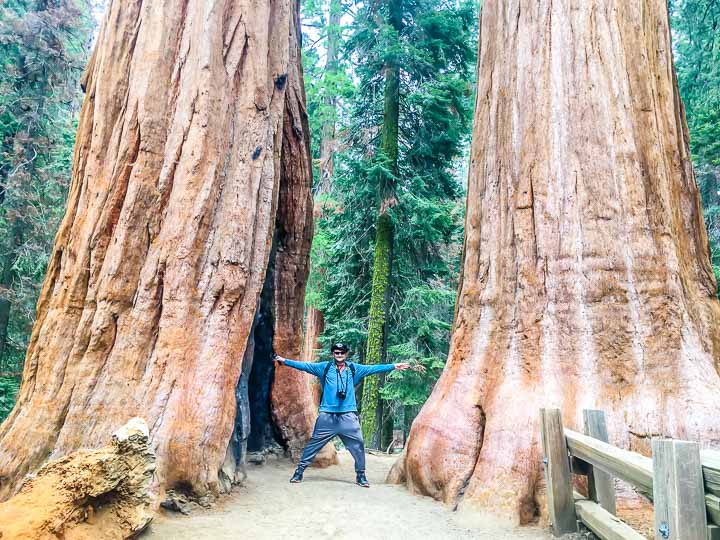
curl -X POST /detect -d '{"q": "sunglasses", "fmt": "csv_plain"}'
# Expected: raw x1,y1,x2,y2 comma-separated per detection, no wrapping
333,351,347,355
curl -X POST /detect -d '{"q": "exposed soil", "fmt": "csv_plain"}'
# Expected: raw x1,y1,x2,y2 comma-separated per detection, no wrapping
142,451,553,539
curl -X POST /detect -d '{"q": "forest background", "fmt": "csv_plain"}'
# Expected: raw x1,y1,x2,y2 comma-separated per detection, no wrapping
0,0,717,448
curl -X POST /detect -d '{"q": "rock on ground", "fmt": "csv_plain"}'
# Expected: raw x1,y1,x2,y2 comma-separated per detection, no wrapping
0,417,156,539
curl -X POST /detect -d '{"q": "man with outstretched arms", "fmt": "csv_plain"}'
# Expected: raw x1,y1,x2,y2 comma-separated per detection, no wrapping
274,341,415,488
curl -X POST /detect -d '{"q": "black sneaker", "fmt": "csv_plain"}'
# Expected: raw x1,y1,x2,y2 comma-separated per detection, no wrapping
356,471,369,488
290,468,304,483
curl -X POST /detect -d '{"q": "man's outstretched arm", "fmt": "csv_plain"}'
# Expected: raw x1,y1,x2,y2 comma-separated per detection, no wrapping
274,355,326,377
355,362,412,379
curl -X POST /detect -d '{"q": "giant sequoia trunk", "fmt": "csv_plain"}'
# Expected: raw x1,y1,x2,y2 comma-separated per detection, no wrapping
0,0,322,500
397,0,720,522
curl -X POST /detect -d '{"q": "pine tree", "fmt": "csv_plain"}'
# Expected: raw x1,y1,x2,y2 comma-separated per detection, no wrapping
305,0,476,447
361,0,402,449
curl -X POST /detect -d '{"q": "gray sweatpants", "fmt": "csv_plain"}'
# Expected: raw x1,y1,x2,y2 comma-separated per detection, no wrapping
298,412,366,472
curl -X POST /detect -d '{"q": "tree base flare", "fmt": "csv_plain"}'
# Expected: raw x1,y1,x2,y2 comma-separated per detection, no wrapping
0,418,156,540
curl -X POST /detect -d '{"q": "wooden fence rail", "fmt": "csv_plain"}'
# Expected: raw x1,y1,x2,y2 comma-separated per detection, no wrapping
540,408,720,540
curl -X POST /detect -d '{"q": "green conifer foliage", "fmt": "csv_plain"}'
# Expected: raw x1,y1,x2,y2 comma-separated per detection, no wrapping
360,0,402,449
303,0,476,445
0,0,93,420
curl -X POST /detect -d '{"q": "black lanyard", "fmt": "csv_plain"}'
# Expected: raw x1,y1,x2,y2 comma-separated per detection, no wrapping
336,365,351,394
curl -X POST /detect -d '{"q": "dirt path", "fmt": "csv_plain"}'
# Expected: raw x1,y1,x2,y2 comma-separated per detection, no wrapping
143,451,552,539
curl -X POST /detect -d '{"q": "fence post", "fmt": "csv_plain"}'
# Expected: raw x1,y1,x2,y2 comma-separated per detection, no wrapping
583,409,617,515
652,439,707,540
540,408,577,536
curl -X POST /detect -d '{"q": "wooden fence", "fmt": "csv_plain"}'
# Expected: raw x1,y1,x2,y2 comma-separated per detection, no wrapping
540,408,720,540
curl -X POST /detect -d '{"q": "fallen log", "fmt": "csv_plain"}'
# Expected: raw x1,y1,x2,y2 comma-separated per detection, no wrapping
0,418,156,539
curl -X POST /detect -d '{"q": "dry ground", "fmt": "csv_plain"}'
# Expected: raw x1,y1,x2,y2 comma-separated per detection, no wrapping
142,451,554,540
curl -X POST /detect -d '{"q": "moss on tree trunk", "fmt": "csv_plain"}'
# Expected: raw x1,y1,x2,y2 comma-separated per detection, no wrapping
360,0,402,447
361,214,393,446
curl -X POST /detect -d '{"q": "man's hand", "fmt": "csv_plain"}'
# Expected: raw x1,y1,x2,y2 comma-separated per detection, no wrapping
273,353,285,365
394,361,426,373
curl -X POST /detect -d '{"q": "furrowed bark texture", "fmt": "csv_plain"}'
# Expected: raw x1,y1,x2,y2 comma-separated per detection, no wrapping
270,1,336,466
0,0,317,500
399,0,720,522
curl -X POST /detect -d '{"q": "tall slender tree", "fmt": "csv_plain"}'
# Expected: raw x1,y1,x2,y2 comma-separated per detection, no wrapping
360,0,403,448
318,0,343,191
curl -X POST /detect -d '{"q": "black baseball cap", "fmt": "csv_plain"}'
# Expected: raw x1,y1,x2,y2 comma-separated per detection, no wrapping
330,342,349,353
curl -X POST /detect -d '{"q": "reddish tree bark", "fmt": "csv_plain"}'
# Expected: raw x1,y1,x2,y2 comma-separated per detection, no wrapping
0,0,320,500
396,0,720,523
301,307,324,408
301,308,324,364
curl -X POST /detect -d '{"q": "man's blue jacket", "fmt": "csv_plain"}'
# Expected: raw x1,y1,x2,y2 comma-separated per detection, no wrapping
283,360,395,413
